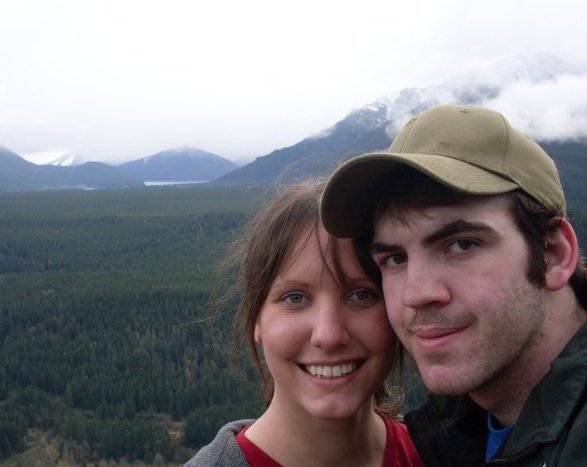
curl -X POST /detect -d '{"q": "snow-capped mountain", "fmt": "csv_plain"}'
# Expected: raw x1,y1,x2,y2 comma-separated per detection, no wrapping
0,145,143,192
217,54,587,185
20,150,93,166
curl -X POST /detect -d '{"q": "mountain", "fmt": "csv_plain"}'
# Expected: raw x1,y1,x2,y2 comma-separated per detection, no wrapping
216,54,587,186
118,146,237,182
214,104,391,185
0,145,144,192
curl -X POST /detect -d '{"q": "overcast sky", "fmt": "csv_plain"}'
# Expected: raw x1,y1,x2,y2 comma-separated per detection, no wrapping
1,0,586,164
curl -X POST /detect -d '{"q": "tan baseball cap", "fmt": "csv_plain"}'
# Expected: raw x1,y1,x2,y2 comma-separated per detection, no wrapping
320,104,565,238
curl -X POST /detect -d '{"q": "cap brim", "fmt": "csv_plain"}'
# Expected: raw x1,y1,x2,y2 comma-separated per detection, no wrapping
320,152,519,238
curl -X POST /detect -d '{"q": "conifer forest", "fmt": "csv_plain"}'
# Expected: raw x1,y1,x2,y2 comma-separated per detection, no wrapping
1,180,586,465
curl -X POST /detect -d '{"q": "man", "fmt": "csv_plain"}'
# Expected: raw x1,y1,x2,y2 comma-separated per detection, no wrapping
320,105,587,466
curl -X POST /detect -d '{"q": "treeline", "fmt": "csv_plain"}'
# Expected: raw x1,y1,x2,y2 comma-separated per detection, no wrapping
0,185,270,463
57,410,174,462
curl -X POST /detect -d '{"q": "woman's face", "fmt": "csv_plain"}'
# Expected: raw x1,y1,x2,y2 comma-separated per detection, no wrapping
255,225,396,421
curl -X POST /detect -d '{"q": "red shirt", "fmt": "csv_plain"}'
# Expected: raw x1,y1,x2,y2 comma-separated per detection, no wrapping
236,416,424,466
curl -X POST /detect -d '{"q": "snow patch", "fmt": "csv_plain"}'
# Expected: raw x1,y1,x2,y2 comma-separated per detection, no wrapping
20,150,88,166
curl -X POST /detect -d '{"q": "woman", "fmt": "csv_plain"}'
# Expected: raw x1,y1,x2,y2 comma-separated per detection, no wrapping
185,181,422,466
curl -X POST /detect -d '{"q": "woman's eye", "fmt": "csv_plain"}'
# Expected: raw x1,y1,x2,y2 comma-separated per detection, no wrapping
447,239,478,254
347,289,379,304
282,292,307,305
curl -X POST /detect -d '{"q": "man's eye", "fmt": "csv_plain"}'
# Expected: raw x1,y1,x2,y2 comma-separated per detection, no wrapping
447,239,478,254
385,254,406,266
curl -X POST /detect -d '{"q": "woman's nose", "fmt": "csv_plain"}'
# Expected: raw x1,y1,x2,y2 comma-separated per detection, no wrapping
310,298,351,349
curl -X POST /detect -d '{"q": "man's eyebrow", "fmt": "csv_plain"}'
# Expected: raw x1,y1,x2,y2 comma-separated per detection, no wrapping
370,220,498,255
370,241,398,255
423,220,498,246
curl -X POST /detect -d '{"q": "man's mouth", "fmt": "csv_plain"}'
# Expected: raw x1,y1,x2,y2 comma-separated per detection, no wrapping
409,325,469,352
413,327,466,339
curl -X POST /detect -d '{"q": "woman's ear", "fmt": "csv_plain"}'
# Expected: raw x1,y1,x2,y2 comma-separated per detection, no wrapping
544,219,579,291
254,323,262,345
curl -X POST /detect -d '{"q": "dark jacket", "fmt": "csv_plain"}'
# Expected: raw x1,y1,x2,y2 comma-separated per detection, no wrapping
405,322,587,467
184,419,254,467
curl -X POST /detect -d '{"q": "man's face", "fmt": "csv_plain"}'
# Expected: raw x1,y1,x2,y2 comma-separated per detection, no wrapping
371,195,547,397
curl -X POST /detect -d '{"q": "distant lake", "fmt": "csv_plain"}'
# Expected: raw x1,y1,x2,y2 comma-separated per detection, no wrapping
144,181,208,186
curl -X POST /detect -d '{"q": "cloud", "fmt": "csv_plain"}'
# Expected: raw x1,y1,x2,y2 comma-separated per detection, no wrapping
1,0,586,162
484,73,587,141
382,55,587,144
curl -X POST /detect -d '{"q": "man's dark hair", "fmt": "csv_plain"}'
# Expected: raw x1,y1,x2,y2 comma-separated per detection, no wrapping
359,166,587,310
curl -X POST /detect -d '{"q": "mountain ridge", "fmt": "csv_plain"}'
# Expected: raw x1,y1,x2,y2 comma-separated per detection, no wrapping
0,146,144,192
2,54,586,192
118,146,237,182
215,54,587,186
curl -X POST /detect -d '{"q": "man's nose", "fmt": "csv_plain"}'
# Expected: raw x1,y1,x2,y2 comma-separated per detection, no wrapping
401,259,451,309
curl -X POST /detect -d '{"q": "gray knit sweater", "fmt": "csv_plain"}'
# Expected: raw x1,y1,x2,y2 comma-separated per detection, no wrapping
184,419,255,467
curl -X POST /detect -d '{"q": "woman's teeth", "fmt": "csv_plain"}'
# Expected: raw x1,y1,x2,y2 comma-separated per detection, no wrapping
304,362,357,378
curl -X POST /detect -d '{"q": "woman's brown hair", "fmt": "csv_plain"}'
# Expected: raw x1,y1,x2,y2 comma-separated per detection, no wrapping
220,180,402,414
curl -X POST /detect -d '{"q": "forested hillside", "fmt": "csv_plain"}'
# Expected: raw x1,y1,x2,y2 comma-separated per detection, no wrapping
0,185,272,465
1,176,586,466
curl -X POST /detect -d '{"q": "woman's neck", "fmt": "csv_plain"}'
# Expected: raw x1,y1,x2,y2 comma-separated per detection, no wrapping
245,401,387,467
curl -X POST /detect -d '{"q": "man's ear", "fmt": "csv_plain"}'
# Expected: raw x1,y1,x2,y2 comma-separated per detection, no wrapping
544,219,579,291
